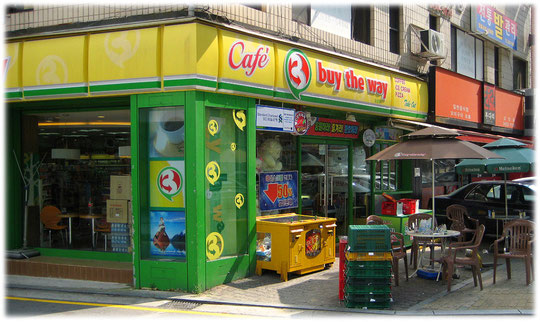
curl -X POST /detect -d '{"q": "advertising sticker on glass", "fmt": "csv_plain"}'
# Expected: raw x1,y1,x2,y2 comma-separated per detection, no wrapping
150,210,186,257
149,160,185,208
148,108,185,158
256,105,295,132
259,171,299,211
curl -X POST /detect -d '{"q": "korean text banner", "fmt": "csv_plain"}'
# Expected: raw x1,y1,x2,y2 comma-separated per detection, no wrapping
259,171,298,211
472,5,518,50
434,67,524,130
435,68,482,124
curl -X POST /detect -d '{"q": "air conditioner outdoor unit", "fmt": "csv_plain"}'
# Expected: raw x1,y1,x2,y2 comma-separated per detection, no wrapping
419,29,446,59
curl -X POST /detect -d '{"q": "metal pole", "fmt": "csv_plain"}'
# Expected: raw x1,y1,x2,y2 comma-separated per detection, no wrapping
432,159,435,230
504,173,508,218
23,186,28,249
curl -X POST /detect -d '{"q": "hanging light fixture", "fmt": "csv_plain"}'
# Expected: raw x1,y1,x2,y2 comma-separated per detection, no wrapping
118,146,131,158
51,136,80,160
51,148,80,160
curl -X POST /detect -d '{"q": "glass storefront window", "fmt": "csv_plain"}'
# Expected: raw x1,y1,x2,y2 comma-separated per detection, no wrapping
374,142,398,191
205,107,248,260
139,106,186,260
23,110,131,252
256,131,298,216
352,143,371,221
256,232,272,261
420,160,457,184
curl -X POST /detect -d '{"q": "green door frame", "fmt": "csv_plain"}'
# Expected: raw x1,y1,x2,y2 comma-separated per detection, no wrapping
132,90,256,293
132,91,190,291
297,136,354,231
201,92,257,290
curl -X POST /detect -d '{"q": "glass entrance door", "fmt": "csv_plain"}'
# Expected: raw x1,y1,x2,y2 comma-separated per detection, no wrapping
301,142,349,237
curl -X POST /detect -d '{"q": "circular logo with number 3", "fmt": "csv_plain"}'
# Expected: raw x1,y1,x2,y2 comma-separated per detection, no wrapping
206,232,224,260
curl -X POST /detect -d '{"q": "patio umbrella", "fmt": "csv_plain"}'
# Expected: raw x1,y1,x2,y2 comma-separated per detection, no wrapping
366,127,503,228
455,138,534,217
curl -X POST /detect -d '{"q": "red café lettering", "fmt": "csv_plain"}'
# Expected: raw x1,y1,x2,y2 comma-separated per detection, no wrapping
228,41,270,77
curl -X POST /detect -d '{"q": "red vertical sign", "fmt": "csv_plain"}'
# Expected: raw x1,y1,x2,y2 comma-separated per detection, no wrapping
483,83,496,125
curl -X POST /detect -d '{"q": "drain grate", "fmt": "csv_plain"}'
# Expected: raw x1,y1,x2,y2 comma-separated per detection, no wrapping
163,299,203,310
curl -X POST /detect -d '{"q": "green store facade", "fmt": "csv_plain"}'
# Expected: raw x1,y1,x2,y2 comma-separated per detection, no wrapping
5,21,428,292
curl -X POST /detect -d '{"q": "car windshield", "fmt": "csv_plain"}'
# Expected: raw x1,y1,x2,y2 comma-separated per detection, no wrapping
447,183,474,197
464,184,494,202
523,185,535,201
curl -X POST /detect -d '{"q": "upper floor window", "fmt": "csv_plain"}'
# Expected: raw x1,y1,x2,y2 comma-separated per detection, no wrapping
245,4,263,11
389,6,400,54
513,58,528,89
6,5,33,14
429,14,439,31
352,6,371,45
451,26,484,81
292,5,311,25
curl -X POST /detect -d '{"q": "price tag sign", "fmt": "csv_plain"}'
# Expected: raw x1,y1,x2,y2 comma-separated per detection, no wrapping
259,171,298,211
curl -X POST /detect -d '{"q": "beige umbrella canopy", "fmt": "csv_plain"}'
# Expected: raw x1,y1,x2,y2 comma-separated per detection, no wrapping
367,126,503,227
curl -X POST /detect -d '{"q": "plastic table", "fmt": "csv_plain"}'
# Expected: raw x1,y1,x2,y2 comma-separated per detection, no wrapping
406,229,460,280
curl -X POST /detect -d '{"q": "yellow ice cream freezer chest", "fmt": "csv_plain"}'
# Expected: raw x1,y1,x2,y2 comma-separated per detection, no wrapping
255,213,336,281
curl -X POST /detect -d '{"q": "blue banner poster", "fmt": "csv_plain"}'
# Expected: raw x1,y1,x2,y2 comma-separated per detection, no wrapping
259,171,298,211
150,210,186,257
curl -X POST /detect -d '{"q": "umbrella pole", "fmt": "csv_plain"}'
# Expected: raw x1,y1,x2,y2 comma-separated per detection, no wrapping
504,173,508,218
432,159,435,230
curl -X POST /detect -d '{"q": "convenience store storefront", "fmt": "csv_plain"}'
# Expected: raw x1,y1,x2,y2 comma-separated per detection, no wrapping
5,21,427,292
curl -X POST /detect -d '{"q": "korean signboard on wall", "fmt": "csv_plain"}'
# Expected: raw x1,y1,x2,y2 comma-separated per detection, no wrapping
433,67,523,132
483,83,496,126
472,5,518,50
306,117,360,138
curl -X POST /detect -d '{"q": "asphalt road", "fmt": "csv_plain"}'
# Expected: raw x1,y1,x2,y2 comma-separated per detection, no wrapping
4,288,365,319
5,288,250,318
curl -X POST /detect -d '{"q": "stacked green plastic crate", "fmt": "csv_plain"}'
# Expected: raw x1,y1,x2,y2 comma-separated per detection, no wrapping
344,225,392,309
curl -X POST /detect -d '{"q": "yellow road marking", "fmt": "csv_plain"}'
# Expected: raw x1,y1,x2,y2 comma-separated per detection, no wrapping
6,296,250,318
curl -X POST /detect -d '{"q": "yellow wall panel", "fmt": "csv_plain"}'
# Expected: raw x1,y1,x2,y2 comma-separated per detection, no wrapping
163,23,218,78
219,29,275,87
5,42,21,89
22,35,86,87
196,24,219,78
88,27,159,82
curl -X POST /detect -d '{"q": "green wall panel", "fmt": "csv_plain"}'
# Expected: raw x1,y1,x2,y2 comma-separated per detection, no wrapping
139,260,188,290
205,255,251,289
186,91,206,293
6,106,23,249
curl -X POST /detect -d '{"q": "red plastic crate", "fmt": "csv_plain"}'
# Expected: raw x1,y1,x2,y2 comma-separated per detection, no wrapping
339,237,348,301
399,199,419,215
381,201,403,215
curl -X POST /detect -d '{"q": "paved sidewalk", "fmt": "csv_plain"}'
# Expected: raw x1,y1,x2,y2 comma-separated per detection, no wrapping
6,250,534,315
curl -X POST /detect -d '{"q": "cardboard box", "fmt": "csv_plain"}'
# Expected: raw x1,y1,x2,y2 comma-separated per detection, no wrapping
110,175,131,200
381,201,403,216
107,199,128,223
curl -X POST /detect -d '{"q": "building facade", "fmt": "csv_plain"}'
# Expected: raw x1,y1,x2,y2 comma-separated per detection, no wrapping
4,4,533,292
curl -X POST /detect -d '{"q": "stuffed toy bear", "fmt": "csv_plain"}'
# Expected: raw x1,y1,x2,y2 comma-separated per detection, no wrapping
258,138,283,172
